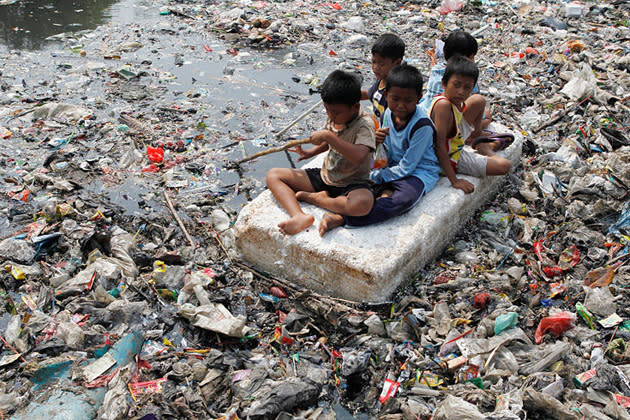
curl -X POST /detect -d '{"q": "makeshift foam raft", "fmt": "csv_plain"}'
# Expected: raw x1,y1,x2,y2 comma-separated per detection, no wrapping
235,124,523,302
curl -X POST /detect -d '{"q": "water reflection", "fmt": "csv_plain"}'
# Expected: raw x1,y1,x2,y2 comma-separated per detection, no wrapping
0,0,118,50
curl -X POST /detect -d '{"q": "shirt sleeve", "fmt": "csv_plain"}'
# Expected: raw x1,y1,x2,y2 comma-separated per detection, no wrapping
370,125,434,183
353,119,376,151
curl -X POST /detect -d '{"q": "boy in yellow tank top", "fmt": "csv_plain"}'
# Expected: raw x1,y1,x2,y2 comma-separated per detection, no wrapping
429,56,512,193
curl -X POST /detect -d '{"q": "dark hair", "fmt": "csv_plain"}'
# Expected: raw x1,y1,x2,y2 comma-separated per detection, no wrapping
371,33,405,60
443,30,478,60
320,70,362,105
443,55,479,85
385,63,423,95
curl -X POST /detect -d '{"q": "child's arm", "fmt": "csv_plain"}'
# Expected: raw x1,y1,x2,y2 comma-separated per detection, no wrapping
370,125,432,183
288,143,329,162
310,129,371,166
432,101,475,193
361,89,370,101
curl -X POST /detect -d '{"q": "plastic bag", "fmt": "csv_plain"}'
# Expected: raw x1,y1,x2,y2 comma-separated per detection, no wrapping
560,63,597,101
534,311,576,344
146,146,164,163
438,0,464,15
495,312,518,335
372,144,387,169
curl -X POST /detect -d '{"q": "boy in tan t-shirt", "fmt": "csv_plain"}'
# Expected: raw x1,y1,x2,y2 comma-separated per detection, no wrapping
265,70,376,235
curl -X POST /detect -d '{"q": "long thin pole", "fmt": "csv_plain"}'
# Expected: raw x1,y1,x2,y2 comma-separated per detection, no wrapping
236,138,310,164
274,100,322,139
163,190,196,248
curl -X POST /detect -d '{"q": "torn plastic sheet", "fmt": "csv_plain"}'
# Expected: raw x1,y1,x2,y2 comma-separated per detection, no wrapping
456,327,532,359
432,395,486,420
178,303,250,337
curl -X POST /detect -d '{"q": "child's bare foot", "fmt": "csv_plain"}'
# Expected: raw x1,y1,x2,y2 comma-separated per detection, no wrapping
319,212,344,236
472,134,514,156
296,190,330,207
474,141,497,156
278,213,314,235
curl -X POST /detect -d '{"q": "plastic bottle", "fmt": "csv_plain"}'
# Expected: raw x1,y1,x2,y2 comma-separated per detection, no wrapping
50,250,82,287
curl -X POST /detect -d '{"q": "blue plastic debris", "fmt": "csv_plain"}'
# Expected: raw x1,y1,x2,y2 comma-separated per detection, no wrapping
10,331,144,420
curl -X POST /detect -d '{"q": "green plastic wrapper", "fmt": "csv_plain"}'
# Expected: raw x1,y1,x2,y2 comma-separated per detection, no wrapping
576,302,596,329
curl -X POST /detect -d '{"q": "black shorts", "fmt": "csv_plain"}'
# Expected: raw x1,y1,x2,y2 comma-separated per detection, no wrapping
305,168,371,198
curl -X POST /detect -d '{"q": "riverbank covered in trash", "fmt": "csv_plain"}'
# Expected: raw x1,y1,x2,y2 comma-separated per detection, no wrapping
1,0,630,419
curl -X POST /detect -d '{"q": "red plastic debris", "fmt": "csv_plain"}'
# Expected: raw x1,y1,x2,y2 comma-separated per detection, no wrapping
276,310,287,323
141,164,161,173
273,327,294,345
270,286,288,298
433,272,455,285
534,311,576,344
473,292,491,309
147,146,164,164
533,241,580,278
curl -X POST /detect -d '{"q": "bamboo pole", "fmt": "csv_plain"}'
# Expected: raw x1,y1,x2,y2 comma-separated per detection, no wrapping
236,137,310,164
274,99,322,139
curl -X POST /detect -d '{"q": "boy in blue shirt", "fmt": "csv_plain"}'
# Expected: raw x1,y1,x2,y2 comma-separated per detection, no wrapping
362,33,405,125
298,64,441,234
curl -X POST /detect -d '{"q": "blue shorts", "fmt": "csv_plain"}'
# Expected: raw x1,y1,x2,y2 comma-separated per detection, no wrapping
344,176,425,227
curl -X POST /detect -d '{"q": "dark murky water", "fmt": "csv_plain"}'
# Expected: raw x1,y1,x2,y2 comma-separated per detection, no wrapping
0,0,134,50
1,0,340,217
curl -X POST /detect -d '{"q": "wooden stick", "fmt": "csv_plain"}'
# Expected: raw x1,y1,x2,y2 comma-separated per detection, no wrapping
236,138,310,164
274,100,322,139
163,190,196,247
0,333,26,363
533,96,591,134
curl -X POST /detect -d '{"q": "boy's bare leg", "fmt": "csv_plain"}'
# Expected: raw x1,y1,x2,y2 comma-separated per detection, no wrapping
463,94,486,141
319,212,345,236
297,188,373,217
485,155,512,176
296,190,331,207
265,168,316,235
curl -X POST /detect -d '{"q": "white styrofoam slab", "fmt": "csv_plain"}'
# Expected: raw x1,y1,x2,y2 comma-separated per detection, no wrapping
235,124,522,302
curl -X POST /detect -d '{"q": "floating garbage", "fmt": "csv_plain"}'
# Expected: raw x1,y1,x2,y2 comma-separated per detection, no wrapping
0,0,629,418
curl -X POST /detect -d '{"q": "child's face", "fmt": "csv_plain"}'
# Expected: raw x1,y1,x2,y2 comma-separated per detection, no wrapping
371,53,401,81
386,86,421,122
324,102,360,125
441,74,475,106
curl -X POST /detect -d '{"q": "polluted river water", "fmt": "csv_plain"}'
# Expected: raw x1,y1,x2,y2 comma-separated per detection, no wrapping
3,0,630,418
1,4,373,418
0,0,339,225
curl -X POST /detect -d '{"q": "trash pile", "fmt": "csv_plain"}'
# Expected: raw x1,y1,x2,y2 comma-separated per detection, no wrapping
1,0,630,418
